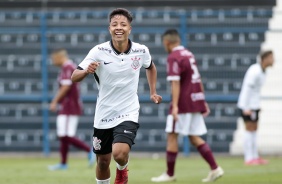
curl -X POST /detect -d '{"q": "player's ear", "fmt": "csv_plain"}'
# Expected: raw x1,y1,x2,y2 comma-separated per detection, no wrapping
129,26,132,34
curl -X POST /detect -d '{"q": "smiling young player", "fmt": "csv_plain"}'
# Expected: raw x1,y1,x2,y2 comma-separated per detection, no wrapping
71,8,162,184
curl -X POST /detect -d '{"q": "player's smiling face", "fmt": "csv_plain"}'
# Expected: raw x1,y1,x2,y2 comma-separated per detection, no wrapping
109,14,131,43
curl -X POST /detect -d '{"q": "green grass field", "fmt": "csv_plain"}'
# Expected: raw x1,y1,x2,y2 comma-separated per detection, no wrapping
0,155,281,184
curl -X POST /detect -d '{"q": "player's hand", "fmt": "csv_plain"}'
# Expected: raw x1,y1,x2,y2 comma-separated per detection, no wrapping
172,106,179,122
150,93,162,104
86,62,100,74
49,101,57,112
243,110,252,116
202,102,210,117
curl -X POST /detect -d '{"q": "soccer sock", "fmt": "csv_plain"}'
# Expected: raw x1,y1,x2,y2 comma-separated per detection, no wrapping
116,161,128,170
60,136,69,164
197,143,218,170
166,151,178,176
252,131,259,159
96,178,110,184
244,130,253,162
67,136,91,152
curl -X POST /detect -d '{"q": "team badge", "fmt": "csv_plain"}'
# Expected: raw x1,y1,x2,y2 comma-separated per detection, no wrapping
131,56,141,70
93,137,102,150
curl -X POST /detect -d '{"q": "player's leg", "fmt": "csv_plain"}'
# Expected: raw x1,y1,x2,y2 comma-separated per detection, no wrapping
244,121,257,164
48,115,69,170
151,114,182,182
188,113,224,182
112,121,139,184
66,115,95,166
242,110,267,165
93,127,114,184
166,133,179,177
96,153,112,183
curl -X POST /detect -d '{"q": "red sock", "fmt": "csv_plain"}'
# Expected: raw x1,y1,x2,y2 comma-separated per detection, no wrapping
67,136,91,152
197,143,218,170
166,151,178,176
60,136,69,164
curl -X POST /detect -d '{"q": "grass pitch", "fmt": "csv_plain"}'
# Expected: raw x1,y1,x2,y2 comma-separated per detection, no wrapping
0,154,281,184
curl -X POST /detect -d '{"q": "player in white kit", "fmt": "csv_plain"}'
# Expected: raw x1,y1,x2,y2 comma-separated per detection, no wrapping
71,8,162,184
237,50,274,165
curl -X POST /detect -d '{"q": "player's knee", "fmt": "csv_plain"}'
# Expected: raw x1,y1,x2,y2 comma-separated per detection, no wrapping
189,136,204,147
112,150,128,164
97,157,110,171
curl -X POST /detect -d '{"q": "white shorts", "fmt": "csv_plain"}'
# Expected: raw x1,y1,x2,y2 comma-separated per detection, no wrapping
56,115,79,137
165,113,207,136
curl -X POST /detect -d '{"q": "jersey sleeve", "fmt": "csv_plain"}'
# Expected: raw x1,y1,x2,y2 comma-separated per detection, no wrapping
78,46,99,70
167,56,180,81
60,66,74,86
142,46,152,69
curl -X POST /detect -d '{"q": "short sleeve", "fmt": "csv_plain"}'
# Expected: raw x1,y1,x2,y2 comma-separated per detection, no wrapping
78,46,98,70
60,66,74,85
167,56,180,81
142,46,152,69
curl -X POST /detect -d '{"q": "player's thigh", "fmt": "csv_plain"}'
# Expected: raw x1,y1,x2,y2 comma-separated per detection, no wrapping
93,128,114,155
245,121,258,131
112,121,139,149
67,115,79,137
166,114,192,135
188,113,207,136
56,114,68,137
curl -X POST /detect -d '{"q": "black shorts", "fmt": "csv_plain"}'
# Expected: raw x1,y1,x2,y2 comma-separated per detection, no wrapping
92,121,139,155
239,109,260,122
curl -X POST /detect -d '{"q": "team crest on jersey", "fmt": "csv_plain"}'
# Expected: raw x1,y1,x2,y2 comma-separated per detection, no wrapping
131,56,141,70
93,137,102,150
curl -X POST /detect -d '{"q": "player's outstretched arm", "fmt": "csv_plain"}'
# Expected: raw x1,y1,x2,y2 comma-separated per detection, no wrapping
146,62,162,104
71,62,100,82
71,69,88,82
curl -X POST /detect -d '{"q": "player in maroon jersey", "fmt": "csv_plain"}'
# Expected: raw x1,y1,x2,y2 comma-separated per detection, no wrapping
48,48,94,170
151,29,223,182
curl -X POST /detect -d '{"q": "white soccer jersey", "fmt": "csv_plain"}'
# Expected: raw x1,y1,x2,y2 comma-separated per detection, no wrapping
78,40,152,129
237,63,266,110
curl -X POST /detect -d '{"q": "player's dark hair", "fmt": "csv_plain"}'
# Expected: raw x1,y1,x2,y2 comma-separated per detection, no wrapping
109,8,133,23
260,50,273,61
162,29,180,38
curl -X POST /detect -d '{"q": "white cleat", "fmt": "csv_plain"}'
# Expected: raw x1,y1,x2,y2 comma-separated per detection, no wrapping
202,166,224,182
151,172,176,183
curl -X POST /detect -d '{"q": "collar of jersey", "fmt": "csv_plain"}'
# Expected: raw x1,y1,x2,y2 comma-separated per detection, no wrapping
110,39,132,55
172,45,185,51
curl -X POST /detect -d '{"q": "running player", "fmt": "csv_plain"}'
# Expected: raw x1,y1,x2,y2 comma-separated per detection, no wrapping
151,29,223,183
71,8,162,184
48,48,94,171
237,50,274,165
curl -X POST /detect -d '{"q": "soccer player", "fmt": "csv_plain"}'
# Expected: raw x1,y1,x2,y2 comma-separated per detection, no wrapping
71,8,162,184
237,50,274,165
151,29,224,183
48,49,94,171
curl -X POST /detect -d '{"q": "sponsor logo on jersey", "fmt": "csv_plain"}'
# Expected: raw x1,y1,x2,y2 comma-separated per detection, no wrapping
191,92,205,101
101,114,130,123
93,137,102,150
132,48,145,53
131,56,141,70
98,47,112,54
